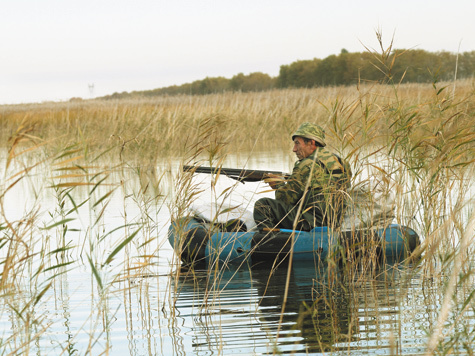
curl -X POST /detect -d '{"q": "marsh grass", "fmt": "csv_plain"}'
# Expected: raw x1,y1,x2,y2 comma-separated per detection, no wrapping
0,123,173,354
166,61,474,353
1,44,475,354
1,77,474,163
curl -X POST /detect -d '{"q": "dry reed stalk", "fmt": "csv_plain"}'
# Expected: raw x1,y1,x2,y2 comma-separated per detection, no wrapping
0,53,474,353
425,209,475,355
1,80,473,163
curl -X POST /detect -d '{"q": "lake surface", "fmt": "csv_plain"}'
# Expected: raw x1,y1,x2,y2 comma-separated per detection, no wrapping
1,151,474,355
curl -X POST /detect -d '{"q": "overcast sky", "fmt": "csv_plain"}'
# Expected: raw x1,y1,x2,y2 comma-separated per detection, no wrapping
1,0,473,104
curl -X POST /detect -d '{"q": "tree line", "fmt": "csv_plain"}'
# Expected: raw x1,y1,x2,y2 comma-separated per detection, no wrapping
102,49,475,99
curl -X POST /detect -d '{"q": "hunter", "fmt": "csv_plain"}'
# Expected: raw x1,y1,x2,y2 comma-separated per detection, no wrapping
253,122,352,231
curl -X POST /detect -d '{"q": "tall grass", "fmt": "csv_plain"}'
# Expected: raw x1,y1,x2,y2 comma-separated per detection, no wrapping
165,72,474,353
1,54,474,353
1,79,473,161
0,124,170,354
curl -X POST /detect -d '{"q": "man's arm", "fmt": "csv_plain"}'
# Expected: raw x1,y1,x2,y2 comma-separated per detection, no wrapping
274,159,326,205
275,162,308,205
264,173,286,190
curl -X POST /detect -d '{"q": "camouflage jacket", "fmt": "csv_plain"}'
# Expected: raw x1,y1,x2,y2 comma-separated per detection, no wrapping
275,147,352,227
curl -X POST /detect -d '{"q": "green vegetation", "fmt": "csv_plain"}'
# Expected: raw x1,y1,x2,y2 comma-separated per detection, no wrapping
2,79,474,165
103,72,277,99
0,37,475,354
102,48,475,99
279,48,475,87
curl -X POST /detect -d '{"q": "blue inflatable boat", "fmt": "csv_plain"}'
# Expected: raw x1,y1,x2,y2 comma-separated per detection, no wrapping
168,217,420,266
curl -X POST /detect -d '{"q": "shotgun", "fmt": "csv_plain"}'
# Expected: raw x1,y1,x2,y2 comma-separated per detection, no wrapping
183,165,290,183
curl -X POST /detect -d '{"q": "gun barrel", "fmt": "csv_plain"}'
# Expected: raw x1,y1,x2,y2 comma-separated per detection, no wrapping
183,165,289,182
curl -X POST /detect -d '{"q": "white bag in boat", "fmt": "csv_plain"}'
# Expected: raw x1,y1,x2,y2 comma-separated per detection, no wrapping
190,178,394,232
340,178,396,231
190,202,257,231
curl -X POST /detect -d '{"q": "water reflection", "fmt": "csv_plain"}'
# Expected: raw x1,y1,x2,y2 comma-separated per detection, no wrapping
253,261,352,354
56,274,78,356
171,260,424,355
1,147,474,355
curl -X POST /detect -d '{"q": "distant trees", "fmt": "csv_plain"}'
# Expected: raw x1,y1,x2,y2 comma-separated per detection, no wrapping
390,49,475,82
278,49,475,88
277,58,322,87
230,72,276,92
101,49,475,100
124,72,276,98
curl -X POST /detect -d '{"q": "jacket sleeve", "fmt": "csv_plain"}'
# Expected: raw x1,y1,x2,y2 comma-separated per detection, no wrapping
275,160,313,205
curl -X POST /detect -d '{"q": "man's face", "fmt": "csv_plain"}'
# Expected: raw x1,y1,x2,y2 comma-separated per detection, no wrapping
293,137,315,160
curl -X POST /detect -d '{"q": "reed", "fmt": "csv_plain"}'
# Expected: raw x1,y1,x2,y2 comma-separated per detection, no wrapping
0,124,173,354
1,79,473,161
1,51,474,354
166,64,474,354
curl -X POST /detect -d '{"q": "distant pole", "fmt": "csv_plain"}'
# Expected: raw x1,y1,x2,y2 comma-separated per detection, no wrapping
452,40,462,100
88,83,95,98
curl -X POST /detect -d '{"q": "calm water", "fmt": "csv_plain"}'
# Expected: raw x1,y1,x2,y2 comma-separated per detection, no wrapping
170,261,431,355
1,151,474,355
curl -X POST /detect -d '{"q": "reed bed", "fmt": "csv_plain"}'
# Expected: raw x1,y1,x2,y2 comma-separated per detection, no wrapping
166,78,475,354
0,74,474,354
1,79,474,161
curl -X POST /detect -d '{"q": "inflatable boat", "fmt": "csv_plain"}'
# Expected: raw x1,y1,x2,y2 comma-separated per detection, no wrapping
168,217,421,266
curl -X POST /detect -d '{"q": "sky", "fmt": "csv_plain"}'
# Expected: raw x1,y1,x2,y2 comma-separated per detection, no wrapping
0,0,474,104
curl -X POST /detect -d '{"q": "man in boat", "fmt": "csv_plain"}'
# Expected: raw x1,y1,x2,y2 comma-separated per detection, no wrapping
253,122,352,231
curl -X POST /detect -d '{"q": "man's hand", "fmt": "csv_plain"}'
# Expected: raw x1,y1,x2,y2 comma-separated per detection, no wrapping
264,173,285,190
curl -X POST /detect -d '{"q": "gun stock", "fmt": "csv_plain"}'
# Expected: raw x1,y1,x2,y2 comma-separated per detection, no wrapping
183,165,290,183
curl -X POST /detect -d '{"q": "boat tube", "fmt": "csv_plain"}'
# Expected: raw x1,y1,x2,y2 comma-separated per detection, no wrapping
168,217,421,266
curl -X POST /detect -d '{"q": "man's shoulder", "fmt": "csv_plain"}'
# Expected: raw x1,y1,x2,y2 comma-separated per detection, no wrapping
295,147,347,170
316,146,336,158
305,147,338,165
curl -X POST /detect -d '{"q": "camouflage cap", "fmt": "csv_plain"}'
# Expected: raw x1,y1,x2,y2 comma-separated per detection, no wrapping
292,122,326,147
